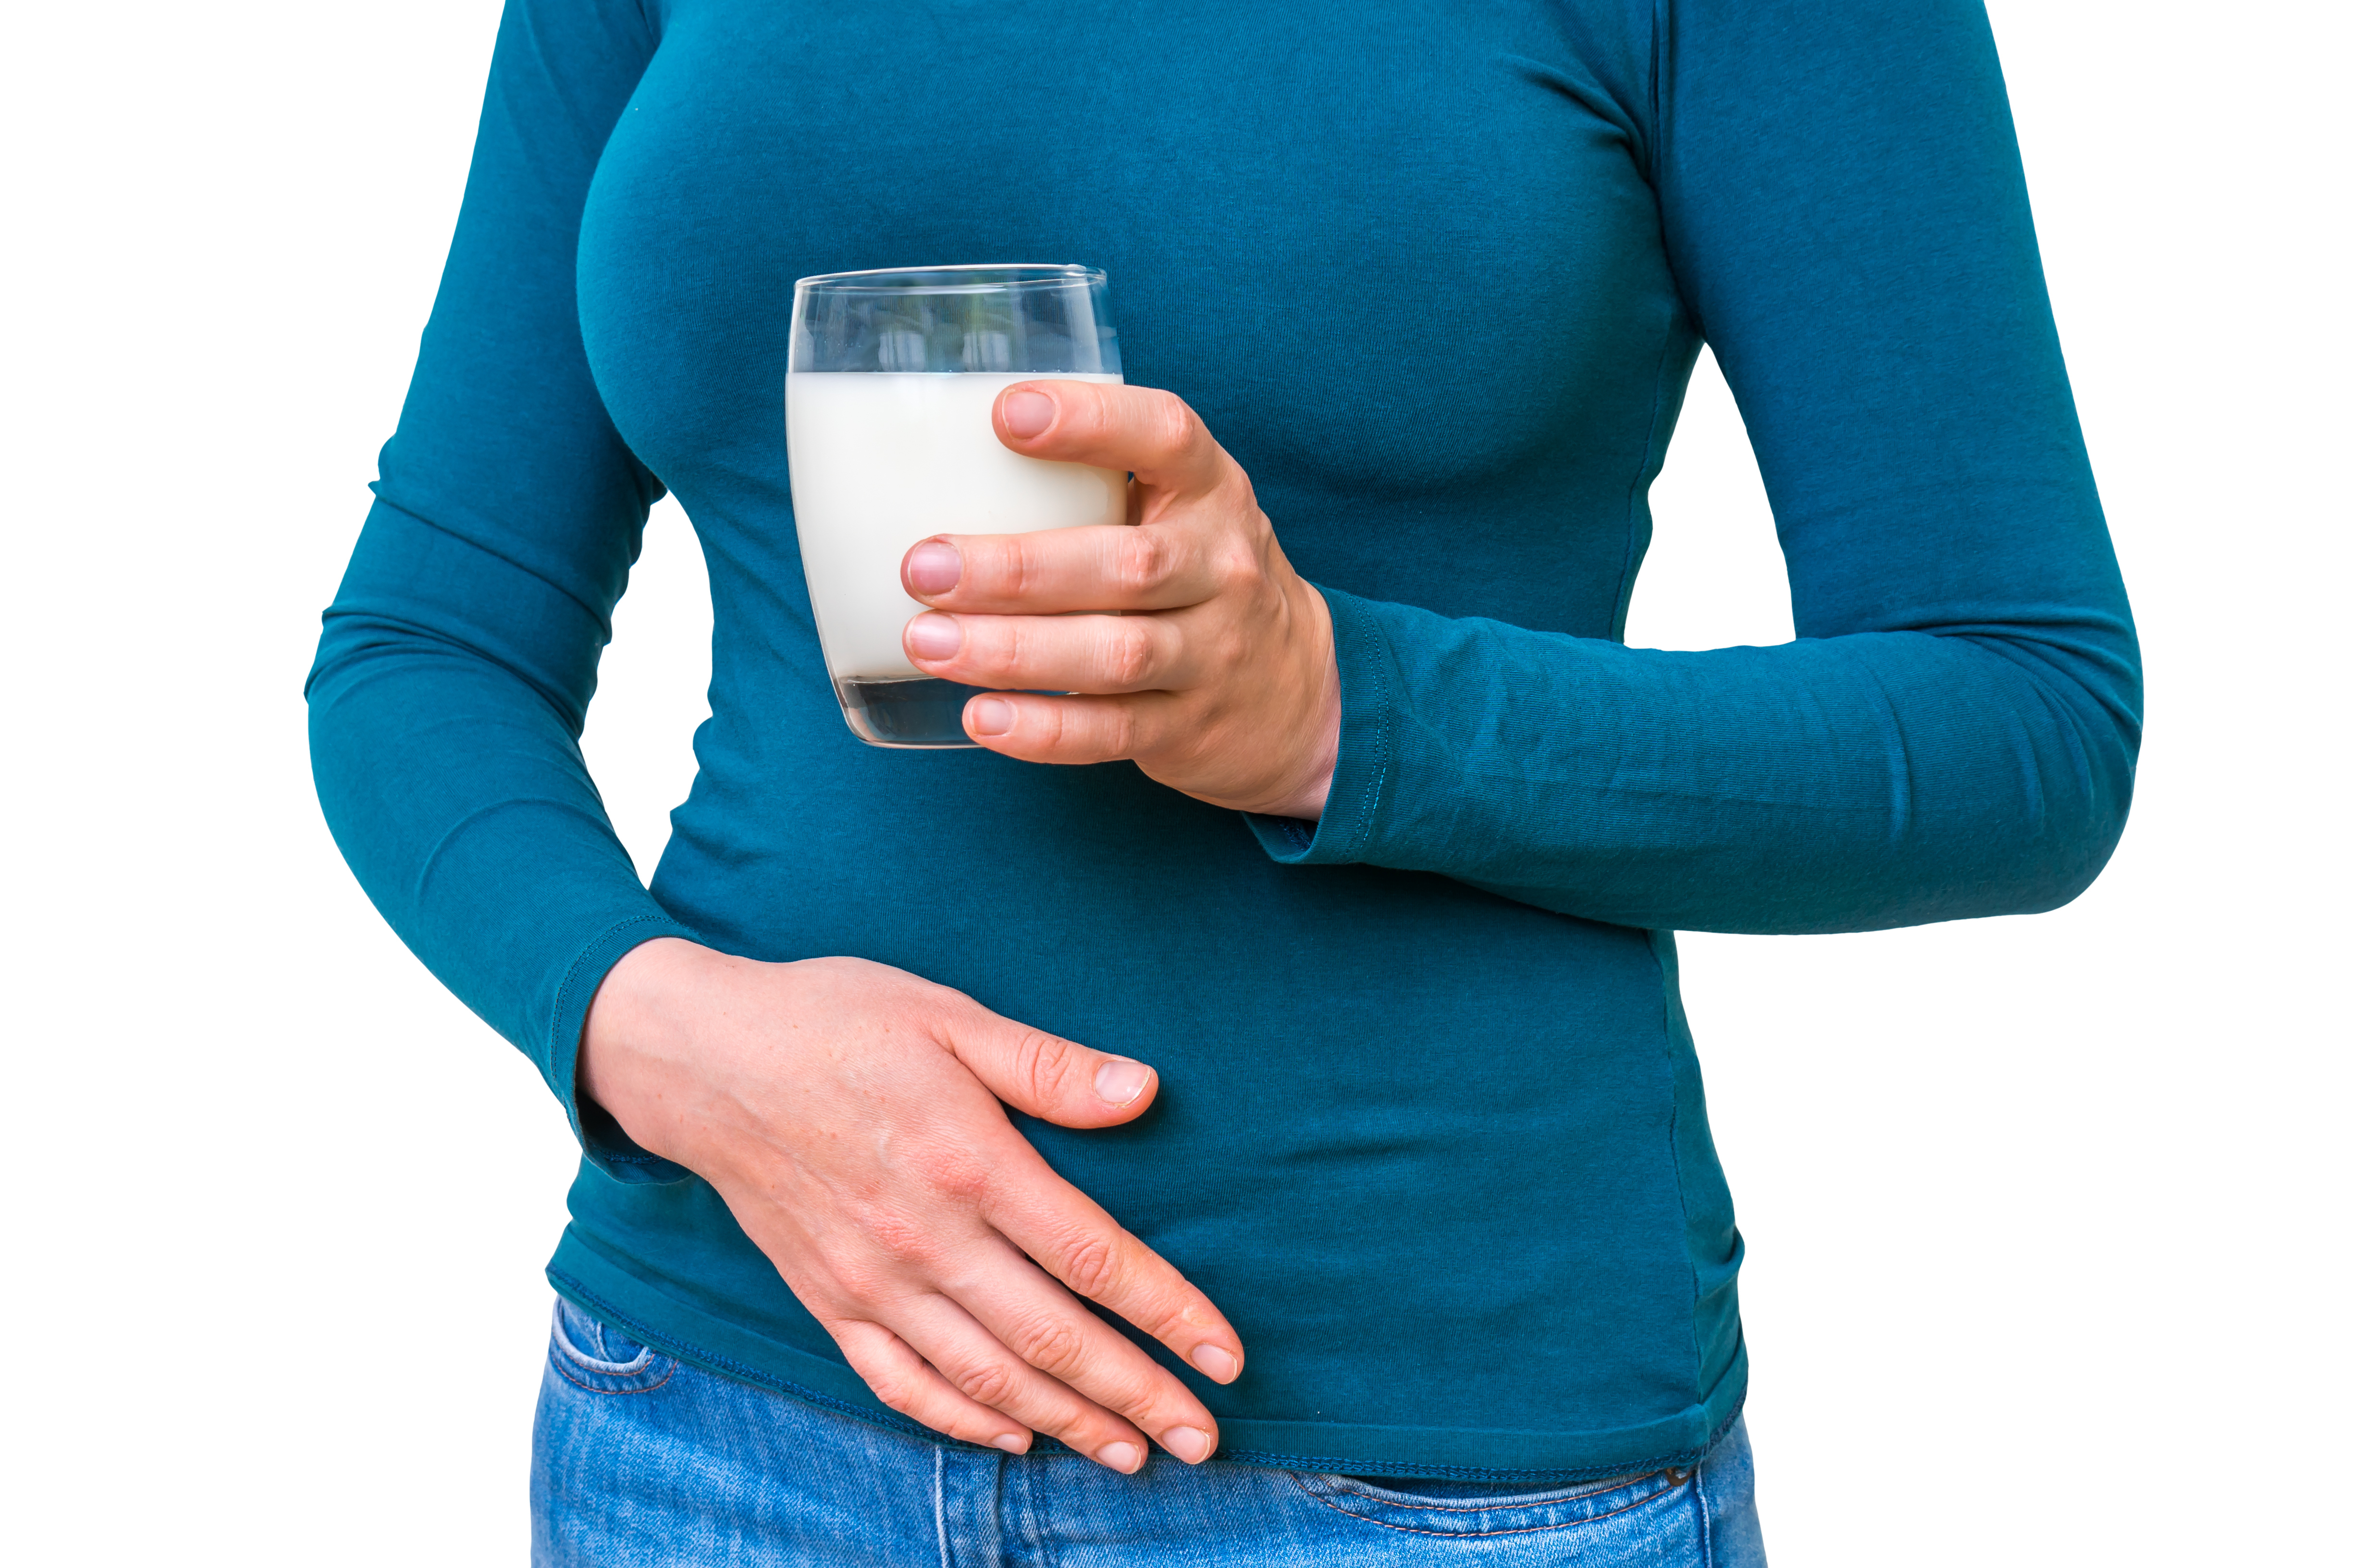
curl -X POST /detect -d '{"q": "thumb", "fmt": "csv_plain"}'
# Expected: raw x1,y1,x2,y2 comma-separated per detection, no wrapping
946,1011,1158,1129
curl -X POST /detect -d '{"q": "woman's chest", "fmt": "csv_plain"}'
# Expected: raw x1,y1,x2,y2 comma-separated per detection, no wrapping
579,0,1683,595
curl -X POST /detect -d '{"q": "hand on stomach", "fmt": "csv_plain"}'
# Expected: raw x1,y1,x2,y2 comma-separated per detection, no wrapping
578,936,1242,1472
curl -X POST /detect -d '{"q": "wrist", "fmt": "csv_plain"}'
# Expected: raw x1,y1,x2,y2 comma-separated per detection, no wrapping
579,937,725,1140
1257,580,1341,821
1259,711,1338,821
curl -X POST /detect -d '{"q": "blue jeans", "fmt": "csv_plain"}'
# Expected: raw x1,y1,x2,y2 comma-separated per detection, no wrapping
533,1297,1768,1566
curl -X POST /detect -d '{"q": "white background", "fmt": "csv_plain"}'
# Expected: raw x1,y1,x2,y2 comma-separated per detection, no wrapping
2,2,2350,1561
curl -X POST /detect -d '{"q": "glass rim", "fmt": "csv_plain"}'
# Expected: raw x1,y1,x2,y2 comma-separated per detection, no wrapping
793,263,1105,296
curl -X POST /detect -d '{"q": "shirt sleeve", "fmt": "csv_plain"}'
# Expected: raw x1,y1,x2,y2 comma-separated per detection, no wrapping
1247,0,2141,935
305,0,696,1180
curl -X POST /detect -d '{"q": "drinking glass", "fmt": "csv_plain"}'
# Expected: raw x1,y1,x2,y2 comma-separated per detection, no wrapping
786,264,1125,747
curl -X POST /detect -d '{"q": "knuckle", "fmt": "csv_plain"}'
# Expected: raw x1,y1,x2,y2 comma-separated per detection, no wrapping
972,617,1024,682
1052,389,1104,447
1146,391,1198,460
825,1262,903,1309
1005,1312,1089,1379
949,1357,1019,1409
1106,702,1142,758
860,1209,944,1267
1210,540,1262,595
812,1226,889,1280
906,1145,989,1206
1004,537,1046,600
1085,383,1132,441
1040,698,1129,762
1013,1029,1081,1105
1112,529,1172,598
1057,1233,1125,1301
1105,622,1156,687
1042,699,1079,754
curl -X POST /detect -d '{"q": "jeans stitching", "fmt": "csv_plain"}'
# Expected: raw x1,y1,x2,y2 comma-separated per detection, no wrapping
1311,1473,1661,1515
555,1339,657,1376
1697,1436,1716,1568
547,1348,677,1398
933,1446,950,1568
552,1299,658,1375
1286,1470,1688,1539
1220,1444,1703,1481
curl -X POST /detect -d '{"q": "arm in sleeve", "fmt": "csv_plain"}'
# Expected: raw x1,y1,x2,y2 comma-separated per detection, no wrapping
1249,0,2140,934
306,0,696,1177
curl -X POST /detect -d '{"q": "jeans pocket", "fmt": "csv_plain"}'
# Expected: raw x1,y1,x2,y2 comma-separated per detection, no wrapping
547,1296,677,1395
1290,1467,1693,1541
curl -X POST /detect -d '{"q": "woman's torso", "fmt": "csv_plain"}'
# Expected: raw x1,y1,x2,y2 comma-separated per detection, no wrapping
554,0,1741,1479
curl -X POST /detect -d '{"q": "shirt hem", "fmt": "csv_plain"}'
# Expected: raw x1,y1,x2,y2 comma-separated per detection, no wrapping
548,1234,1748,1483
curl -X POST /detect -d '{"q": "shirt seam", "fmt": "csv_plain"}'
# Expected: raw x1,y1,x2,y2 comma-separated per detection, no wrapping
1347,605,1394,862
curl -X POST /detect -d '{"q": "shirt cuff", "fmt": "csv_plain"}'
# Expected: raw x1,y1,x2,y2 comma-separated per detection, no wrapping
1244,584,1396,868
547,912,701,1184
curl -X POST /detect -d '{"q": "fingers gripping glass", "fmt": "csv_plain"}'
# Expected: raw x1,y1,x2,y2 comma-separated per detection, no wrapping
785,265,1125,748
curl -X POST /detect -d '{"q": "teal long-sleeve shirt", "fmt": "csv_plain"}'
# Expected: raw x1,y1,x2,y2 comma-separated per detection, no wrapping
308,0,2137,1479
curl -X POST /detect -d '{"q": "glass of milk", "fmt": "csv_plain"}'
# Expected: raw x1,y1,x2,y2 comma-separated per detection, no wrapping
787,264,1126,747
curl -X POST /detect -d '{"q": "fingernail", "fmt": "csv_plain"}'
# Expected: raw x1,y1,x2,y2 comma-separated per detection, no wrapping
1161,1427,1213,1464
1095,1441,1144,1473
1093,1058,1152,1107
967,696,1016,737
905,540,962,595
1189,1345,1239,1382
905,612,962,661
991,1433,1030,1455
1001,389,1055,439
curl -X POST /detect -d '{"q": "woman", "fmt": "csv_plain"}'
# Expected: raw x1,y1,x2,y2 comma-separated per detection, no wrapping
308,0,2139,1560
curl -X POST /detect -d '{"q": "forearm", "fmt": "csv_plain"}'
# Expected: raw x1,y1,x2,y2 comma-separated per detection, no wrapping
1253,588,2136,932
307,593,694,1167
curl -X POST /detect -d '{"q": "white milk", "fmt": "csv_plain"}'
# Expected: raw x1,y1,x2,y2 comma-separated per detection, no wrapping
785,371,1127,682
